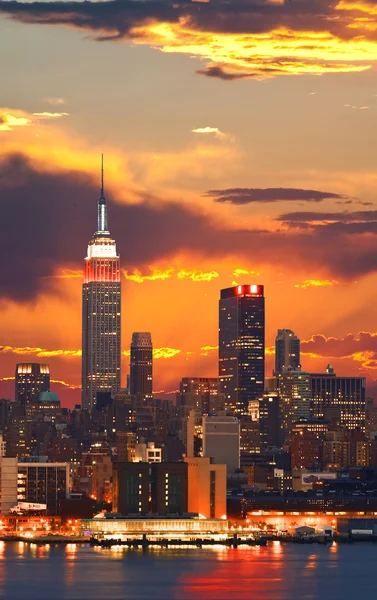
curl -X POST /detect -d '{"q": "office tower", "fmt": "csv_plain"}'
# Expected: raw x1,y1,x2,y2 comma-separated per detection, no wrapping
17,462,69,514
310,365,366,431
275,329,300,374
259,391,281,449
202,414,240,473
129,332,153,406
176,377,225,415
82,155,121,410
278,368,311,444
112,462,149,514
184,456,226,518
15,364,50,404
150,462,188,516
219,284,265,416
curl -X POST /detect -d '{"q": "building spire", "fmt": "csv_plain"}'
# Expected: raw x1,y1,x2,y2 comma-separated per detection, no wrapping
100,151,104,198
97,152,109,235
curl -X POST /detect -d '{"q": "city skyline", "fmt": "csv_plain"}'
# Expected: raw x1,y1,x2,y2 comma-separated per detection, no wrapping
3,1,377,405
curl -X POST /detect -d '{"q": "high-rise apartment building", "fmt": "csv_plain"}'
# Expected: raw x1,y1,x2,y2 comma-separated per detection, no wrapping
275,329,300,374
129,332,153,406
82,156,121,410
219,285,265,416
310,365,366,431
15,364,50,404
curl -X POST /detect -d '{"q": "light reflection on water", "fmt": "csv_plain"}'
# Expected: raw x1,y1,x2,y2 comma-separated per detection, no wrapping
0,542,375,600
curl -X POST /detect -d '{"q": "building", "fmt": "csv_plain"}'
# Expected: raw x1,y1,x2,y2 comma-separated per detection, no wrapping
0,457,18,514
259,392,281,449
90,455,113,503
150,462,188,516
115,431,136,462
184,457,226,518
134,441,162,463
202,414,240,473
17,462,69,515
219,284,265,416
82,155,121,410
290,430,320,470
25,391,61,422
275,329,300,374
112,462,149,514
129,333,153,406
15,364,50,404
240,419,260,454
310,366,366,431
176,378,224,415
81,515,229,538
278,368,311,444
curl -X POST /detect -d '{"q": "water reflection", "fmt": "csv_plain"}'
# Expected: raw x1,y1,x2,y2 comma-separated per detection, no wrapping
0,542,373,600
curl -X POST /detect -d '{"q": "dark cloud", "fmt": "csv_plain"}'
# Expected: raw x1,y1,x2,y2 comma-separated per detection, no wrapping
196,66,254,81
1,1,376,79
277,210,377,223
206,187,346,205
302,332,377,358
2,152,377,302
0,0,357,38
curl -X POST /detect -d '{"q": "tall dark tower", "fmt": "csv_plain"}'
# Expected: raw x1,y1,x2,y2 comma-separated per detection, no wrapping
82,155,121,410
15,363,50,405
129,332,153,406
219,285,265,416
275,329,300,374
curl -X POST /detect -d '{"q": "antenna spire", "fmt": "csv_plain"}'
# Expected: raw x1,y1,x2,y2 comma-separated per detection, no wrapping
101,151,104,197
96,152,109,235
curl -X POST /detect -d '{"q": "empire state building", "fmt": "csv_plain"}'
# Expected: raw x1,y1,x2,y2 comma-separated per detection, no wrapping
82,156,121,409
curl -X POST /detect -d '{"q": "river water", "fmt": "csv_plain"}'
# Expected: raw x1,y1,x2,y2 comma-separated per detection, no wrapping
1,541,376,599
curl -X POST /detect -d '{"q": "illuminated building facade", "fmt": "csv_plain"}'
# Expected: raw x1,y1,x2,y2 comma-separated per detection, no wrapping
82,156,121,410
17,462,69,515
275,329,300,374
219,285,265,416
15,363,50,405
310,366,366,431
129,332,153,406
278,368,311,444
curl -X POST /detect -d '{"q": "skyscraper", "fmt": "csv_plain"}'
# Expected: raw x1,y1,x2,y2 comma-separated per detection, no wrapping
82,156,121,410
15,363,50,404
275,329,300,374
278,367,311,444
219,284,265,416
129,332,153,406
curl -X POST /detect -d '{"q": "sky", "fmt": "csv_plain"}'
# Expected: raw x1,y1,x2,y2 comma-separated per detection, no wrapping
2,0,377,406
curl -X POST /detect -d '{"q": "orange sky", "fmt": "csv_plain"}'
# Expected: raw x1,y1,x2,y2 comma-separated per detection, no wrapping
2,1,377,405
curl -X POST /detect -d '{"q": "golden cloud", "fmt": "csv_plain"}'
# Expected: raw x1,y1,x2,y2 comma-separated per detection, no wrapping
0,111,31,132
0,345,81,357
123,267,219,283
32,112,69,118
0,375,80,389
294,279,339,289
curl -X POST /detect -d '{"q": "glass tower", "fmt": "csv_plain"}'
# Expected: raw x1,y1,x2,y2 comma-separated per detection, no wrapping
81,156,121,410
219,285,265,416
